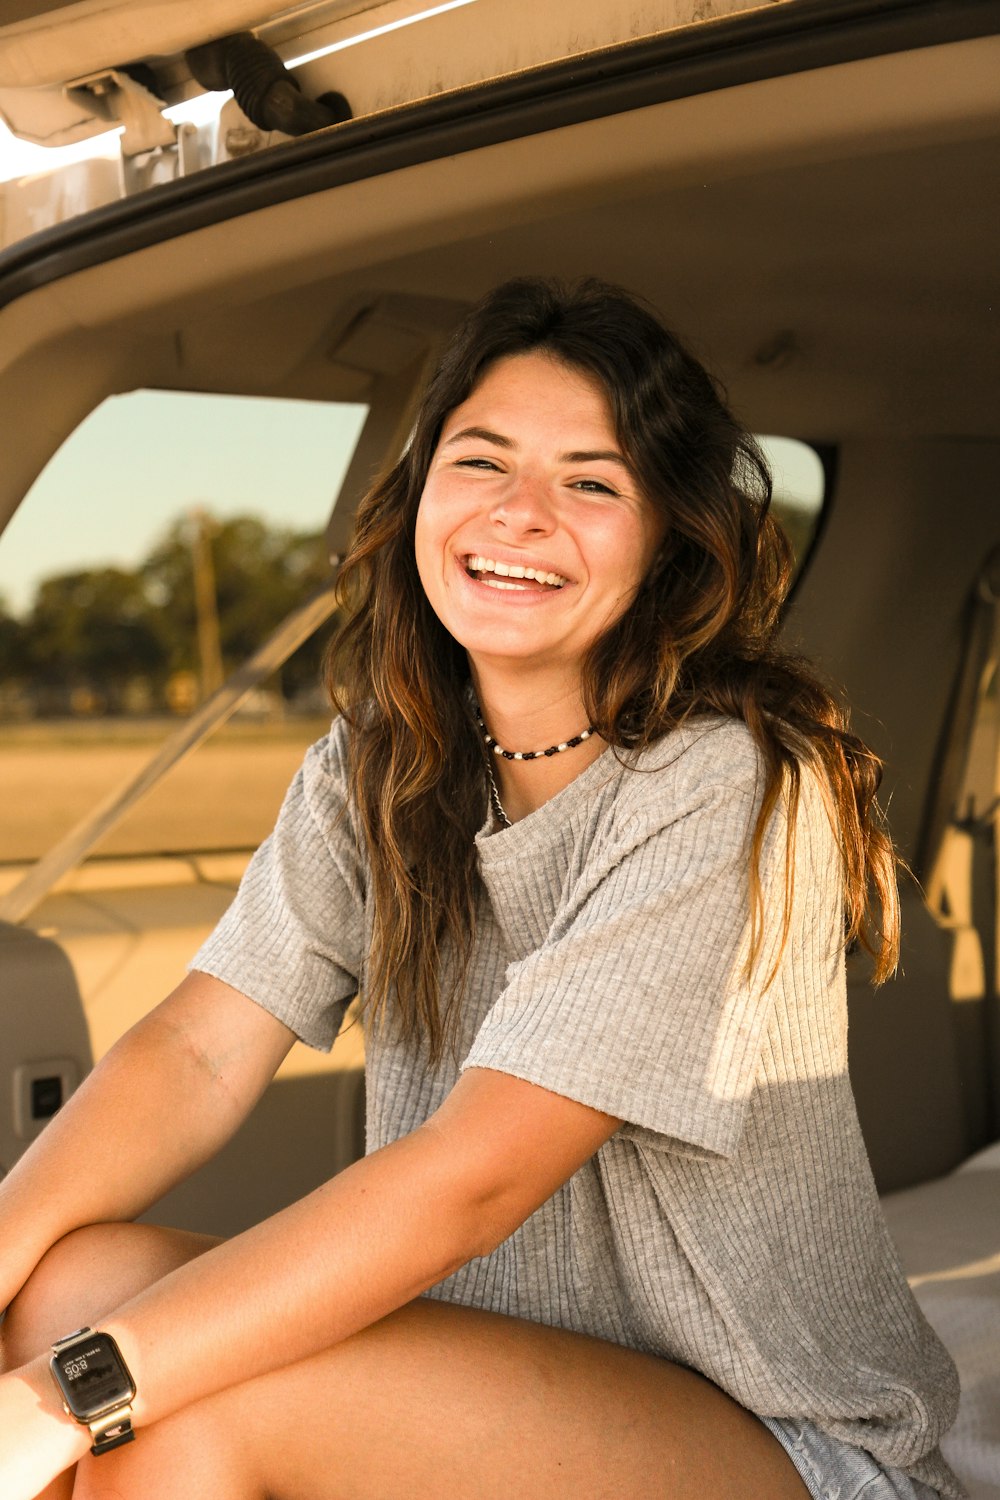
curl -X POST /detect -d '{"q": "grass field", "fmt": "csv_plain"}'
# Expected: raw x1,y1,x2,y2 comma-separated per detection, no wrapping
0,716,330,863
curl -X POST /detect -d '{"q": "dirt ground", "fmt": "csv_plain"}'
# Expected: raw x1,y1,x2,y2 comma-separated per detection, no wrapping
0,719,329,863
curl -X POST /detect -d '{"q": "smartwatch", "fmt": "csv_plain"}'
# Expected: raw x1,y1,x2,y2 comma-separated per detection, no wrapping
49,1327,136,1455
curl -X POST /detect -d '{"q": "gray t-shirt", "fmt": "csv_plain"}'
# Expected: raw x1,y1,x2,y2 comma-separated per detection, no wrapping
192,713,962,1498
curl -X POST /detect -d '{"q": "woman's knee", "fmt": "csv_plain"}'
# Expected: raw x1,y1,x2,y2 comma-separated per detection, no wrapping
2,1222,219,1369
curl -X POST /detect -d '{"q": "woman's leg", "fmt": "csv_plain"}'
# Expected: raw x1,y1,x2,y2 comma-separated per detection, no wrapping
5,1224,810,1500
1,1221,220,1500
72,1297,809,1500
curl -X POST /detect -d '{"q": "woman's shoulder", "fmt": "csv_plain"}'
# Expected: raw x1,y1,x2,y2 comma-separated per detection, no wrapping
304,712,350,768
290,714,355,821
616,715,833,846
627,714,765,796
279,714,373,874
591,717,764,857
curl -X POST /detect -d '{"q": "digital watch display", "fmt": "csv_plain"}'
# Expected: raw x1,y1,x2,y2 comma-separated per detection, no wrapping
50,1328,136,1455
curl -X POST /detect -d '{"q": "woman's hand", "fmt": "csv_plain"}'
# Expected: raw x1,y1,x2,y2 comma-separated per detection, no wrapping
0,1356,89,1500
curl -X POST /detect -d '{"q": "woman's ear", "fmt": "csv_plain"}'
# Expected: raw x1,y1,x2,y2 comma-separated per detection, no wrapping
646,533,675,583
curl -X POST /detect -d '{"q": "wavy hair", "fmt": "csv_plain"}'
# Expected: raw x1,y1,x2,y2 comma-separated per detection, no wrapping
325,277,899,1060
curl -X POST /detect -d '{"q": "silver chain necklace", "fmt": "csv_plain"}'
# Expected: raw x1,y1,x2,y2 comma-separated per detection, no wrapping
485,756,513,828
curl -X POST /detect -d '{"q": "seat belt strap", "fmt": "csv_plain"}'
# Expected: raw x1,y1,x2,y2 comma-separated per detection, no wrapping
923,546,1000,1000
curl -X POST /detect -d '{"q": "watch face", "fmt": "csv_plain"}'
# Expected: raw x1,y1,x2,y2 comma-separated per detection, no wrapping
51,1333,135,1419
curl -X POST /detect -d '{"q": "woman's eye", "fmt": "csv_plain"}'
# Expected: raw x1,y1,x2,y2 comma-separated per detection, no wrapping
572,478,619,496
455,457,501,471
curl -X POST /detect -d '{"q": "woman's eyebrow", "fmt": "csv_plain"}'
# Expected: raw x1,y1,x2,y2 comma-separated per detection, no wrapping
562,449,633,472
442,425,515,449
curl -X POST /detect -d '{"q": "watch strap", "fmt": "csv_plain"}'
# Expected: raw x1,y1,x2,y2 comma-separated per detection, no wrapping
88,1408,135,1455
51,1326,93,1352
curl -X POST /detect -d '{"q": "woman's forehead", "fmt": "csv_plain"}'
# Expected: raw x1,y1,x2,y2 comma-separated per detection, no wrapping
441,350,617,441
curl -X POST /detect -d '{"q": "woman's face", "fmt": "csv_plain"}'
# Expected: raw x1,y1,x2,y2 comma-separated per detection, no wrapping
414,351,665,688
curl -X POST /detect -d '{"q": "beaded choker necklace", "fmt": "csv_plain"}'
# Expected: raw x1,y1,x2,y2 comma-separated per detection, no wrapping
475,707,597,829
475,709,595,762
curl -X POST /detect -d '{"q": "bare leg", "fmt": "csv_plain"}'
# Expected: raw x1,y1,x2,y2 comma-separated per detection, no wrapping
5,1225,809,1500
78,1303,808,1500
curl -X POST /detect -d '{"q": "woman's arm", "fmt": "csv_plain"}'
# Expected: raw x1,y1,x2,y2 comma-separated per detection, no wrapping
2,1066,620,1494
0,970,296,1315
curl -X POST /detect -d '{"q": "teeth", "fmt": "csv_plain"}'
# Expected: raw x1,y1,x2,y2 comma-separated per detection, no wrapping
466,556,566,587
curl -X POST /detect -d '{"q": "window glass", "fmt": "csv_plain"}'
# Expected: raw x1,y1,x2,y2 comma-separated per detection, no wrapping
0,390,367,863
756,434,827,570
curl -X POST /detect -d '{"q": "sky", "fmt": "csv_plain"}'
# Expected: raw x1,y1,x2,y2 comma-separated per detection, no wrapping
0,390,368,615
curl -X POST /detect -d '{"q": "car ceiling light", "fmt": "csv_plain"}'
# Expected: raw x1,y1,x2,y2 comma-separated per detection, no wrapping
287,0,480,69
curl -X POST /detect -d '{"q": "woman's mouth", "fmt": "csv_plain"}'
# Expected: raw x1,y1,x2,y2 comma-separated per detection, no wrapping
463,555,567,591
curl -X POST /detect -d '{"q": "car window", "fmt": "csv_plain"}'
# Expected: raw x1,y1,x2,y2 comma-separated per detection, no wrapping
757,434,828,569
0,390,367,864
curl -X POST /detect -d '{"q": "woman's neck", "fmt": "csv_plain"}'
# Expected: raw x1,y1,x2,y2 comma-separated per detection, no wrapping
472,667,605,823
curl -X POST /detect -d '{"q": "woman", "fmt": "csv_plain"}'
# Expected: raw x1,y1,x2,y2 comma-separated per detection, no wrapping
0,278,961,1500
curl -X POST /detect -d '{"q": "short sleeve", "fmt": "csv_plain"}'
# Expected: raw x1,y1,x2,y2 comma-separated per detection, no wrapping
190,720,365,1051
463,742,793,1158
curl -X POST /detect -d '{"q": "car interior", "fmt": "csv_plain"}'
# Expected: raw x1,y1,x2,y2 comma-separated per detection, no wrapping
0,4,998,1494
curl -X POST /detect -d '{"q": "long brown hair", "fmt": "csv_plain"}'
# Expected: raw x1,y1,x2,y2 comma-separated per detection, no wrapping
326,277,898,1060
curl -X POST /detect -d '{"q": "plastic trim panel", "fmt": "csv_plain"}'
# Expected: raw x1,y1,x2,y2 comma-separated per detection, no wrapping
0,0,997,311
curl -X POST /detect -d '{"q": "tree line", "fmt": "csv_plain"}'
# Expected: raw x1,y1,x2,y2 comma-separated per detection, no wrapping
0,513,337,717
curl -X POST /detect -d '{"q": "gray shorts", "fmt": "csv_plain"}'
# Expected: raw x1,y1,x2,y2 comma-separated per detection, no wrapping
760,1417,942,1500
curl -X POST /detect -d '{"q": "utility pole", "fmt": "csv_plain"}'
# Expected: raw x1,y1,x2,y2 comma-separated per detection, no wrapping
188,506,224,701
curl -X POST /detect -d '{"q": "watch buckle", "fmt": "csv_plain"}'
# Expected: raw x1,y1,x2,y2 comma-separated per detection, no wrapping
89,1407,135,1456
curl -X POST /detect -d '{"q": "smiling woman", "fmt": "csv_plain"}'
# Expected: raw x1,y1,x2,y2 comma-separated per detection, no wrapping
0,277,960,1500
325,278,900,1068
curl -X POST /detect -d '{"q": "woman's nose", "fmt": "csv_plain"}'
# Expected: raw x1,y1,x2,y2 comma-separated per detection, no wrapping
489,473,555,534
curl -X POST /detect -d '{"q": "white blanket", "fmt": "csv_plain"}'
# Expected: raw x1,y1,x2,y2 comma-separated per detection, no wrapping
882,1142,1000,1500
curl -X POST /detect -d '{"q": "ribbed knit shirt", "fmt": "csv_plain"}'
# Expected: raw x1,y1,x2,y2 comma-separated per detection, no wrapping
192,713,963,1499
